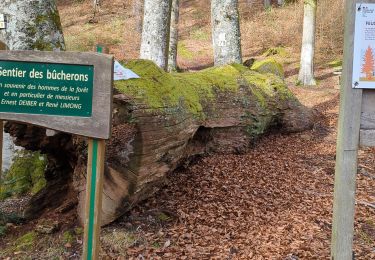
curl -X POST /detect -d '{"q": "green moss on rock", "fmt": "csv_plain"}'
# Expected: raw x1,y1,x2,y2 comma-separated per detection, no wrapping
0,151,47,200
250,58,284,79
115,60,291,119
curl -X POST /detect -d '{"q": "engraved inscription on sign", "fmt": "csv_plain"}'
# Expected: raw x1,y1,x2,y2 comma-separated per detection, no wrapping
0,51,113,139
0,60,94,117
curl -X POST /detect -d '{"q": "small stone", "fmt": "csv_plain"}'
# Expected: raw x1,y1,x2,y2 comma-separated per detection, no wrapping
300,134,311,141
35,221,60,234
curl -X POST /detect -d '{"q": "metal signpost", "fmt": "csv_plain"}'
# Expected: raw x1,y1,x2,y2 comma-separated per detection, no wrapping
332,1,375,259
0,50,113,260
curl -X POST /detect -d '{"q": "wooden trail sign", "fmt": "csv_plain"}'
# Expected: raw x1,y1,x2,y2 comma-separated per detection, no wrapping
0,50,113,260
0,51,113,139
332,1,375,259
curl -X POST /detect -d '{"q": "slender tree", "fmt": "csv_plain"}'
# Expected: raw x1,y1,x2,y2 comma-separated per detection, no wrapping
0,0,65,51
93,0,100,8
140,0,172,70
298,0,317,86
211,0,242,66
168,0,180,72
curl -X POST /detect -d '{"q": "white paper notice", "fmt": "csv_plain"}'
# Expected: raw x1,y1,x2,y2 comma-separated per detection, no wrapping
0,14,5,29
352,4,375,89
114,60,140,81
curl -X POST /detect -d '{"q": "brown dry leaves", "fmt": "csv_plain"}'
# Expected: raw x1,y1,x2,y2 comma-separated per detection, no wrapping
101,85,374,259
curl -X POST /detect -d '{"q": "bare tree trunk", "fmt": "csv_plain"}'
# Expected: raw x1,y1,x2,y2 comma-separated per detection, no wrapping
140,0,172,70
93,0,100,8
298,0,317,86
264,0,271,8
211,0,242,66
0,0,72,222
277,0,284,6
168,0,180,72
0,0,65,51
132,0,144,33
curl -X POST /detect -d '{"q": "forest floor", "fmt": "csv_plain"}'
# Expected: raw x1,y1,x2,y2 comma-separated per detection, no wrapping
1,0,375,259
1,65,374,259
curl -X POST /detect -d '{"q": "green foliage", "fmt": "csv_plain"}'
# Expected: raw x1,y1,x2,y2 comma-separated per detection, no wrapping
0,151,47,200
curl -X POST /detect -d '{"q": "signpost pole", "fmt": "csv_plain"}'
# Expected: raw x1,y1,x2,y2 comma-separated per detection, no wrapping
331,0,364,259
82,43,109,260
83,139,105,260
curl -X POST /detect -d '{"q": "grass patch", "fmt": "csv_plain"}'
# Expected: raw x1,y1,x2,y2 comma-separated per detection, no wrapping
14,231,37,251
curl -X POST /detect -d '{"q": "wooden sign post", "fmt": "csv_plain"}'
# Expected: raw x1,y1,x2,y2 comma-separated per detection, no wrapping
331,1,375,259
81,44,109,260
83,139,105,260
0,50,113,260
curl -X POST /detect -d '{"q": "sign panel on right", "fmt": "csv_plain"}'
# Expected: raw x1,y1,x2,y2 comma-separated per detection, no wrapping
353,3,375,89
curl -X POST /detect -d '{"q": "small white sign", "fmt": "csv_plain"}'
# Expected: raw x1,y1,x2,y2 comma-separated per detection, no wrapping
114,60,140,81
0,14,5,29
353,4,375,88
